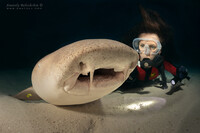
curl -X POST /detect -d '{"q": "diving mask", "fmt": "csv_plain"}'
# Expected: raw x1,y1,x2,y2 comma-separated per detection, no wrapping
132,38,162,55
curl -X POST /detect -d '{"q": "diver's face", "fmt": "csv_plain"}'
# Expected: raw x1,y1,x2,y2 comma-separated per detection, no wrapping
138,33,161,61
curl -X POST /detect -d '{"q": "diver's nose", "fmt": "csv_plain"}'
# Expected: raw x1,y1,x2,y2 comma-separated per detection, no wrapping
144,45,150,55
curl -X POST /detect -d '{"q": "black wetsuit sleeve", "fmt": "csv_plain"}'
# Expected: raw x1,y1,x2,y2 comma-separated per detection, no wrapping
117,68,138,91
126,67,138,83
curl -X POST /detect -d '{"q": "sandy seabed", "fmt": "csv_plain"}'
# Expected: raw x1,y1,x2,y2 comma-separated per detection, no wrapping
0,68,200,133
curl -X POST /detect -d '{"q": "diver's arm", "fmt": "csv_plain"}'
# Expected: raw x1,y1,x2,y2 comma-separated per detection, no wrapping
152,55,168,89
127,67,138,82
157,63,168,89
152,55,164,68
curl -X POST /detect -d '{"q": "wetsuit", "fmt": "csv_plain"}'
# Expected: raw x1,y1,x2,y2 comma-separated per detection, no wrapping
124,60,177,89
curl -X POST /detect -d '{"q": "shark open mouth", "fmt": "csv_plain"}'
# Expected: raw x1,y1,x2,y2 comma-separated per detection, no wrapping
77,68,118,82
76,68,124,89
63,67,125,95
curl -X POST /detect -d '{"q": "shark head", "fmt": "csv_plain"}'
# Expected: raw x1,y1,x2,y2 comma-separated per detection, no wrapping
31,39,138,105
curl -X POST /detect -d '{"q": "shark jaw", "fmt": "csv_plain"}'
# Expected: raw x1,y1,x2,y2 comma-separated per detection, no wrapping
63,67,131,96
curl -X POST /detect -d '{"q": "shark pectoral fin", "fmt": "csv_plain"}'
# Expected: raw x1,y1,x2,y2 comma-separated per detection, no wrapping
13,87,42,100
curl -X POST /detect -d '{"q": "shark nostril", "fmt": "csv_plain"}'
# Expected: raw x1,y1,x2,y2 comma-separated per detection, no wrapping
79,61,89,76
79,62,85,70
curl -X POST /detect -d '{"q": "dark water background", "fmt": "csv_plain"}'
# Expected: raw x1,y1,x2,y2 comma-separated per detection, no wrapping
0,0,199,69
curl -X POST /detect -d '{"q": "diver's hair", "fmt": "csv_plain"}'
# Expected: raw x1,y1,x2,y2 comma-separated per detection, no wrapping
122,6,176,61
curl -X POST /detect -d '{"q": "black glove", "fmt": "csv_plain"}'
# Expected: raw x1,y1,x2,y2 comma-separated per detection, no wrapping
160,81,168,89
177,66,189,80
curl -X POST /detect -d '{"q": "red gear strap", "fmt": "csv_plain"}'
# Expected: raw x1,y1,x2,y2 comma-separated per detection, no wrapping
136,66,146,80
149,67,159,80
164,61,177,76
136,66,159,81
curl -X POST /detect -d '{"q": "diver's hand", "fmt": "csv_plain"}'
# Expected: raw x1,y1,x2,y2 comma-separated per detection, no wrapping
177,66,188,80
160,81,168,89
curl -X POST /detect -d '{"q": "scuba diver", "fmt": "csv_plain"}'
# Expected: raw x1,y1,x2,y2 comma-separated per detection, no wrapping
121,6,190,90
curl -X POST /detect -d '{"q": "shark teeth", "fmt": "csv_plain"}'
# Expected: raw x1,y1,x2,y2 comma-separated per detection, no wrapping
90,70,94,89
64,67,129,95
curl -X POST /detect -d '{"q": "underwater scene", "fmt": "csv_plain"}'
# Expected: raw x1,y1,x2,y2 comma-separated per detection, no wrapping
0,0,200,133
